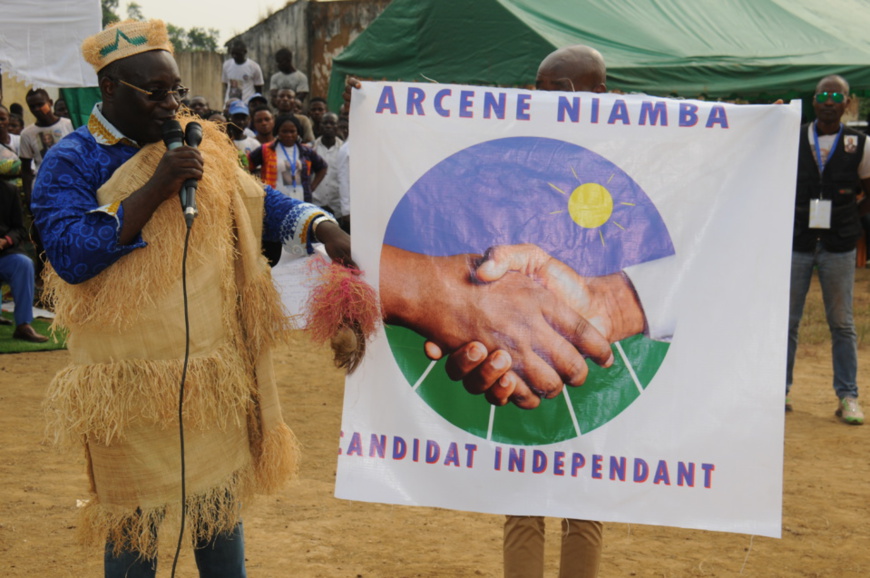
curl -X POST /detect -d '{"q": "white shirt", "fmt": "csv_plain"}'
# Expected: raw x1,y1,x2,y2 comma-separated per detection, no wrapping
337,139,351,217
623,255,679,341
312,136,344,215
222,58,265,104
234,136,261,159
2,133,21,155
270,70,309,94
19,117,74,171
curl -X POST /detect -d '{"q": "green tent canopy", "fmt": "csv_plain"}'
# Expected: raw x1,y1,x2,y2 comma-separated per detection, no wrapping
328,0,870,112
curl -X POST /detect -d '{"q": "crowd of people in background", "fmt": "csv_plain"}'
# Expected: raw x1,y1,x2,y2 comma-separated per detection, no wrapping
0,43,353,344
189,41,351,239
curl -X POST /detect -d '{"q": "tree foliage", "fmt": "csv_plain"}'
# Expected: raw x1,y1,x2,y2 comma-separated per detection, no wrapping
100,0,220,52
167,24,221,53
186,27,220,52
101,0,119,27
126,2,144,21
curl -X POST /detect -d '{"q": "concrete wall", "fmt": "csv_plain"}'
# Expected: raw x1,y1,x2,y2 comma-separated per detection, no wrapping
233,0,390,104
176,51,225,113
234,1,310,99
308,0,391,101
2,51,224,121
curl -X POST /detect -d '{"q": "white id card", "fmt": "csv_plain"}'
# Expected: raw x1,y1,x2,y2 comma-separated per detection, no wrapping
809,199,832,229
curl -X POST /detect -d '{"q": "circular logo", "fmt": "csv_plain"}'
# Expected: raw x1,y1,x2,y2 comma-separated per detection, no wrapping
382,137,674,446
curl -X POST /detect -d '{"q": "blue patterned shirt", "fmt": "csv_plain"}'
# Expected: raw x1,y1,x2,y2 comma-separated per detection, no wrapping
32,105,328,284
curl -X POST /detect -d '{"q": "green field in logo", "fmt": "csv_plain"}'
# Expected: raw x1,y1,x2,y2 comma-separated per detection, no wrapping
387,325,669,446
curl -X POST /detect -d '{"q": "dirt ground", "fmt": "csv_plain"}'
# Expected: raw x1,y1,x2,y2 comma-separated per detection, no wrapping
2,271,870,577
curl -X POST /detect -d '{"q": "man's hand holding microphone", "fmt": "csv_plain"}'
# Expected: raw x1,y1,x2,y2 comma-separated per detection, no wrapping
162,120,202,228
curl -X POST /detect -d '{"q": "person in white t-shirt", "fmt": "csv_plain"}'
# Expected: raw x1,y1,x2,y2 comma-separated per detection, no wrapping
19,89,74,201
269,48,309,105
222,40,264,104
19,89,74,280
226,101,262,170
311,113,344,216
333,111,351,233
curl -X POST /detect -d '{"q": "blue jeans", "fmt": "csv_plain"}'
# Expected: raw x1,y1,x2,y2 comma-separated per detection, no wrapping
786,246,858,399
104,522,247,578
0,253,35,326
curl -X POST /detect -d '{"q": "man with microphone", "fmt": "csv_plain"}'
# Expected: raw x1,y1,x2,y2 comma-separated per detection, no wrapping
31,19,350,577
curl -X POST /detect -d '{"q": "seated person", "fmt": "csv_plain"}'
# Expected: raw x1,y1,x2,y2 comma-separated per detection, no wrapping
0,180,48,342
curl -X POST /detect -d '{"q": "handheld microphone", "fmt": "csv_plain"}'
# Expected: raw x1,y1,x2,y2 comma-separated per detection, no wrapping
181,122,202,227
162,119,184,150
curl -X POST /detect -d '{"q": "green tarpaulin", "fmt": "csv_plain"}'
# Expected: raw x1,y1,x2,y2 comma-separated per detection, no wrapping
60,87,101,129
328,0,870,112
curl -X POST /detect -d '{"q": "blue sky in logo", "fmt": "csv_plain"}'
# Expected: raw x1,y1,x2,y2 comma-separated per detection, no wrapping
383,137,673,276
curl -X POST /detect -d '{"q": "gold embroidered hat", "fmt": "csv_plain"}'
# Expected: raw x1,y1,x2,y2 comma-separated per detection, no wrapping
82,19,174,73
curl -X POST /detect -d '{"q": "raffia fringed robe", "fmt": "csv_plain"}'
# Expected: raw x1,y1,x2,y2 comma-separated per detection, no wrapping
43,119,298,557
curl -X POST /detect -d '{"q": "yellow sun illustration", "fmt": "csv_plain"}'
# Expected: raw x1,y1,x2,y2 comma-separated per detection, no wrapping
548,170,634,246
567,183,613,228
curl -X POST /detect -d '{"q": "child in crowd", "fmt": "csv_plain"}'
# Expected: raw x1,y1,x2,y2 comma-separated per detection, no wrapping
7,113,24,136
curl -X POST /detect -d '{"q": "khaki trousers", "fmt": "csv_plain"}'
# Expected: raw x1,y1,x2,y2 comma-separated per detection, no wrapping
503,516,603,578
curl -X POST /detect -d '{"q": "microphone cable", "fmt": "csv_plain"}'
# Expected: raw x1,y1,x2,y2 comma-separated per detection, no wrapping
170,216,194,577
159,119,202,577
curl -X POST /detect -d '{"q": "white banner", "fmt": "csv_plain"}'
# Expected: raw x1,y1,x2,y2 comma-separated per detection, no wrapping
0,0,100,88
336,81,800,538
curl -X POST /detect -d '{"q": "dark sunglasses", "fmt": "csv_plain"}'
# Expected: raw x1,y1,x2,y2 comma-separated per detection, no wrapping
815,91,845,104
117,79,190,102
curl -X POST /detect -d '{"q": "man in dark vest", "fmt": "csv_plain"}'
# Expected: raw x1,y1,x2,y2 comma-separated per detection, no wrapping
788,74,870,424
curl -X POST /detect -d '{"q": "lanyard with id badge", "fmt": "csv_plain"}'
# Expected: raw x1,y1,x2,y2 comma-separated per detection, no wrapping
278,142,302,200
809,122,842,229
